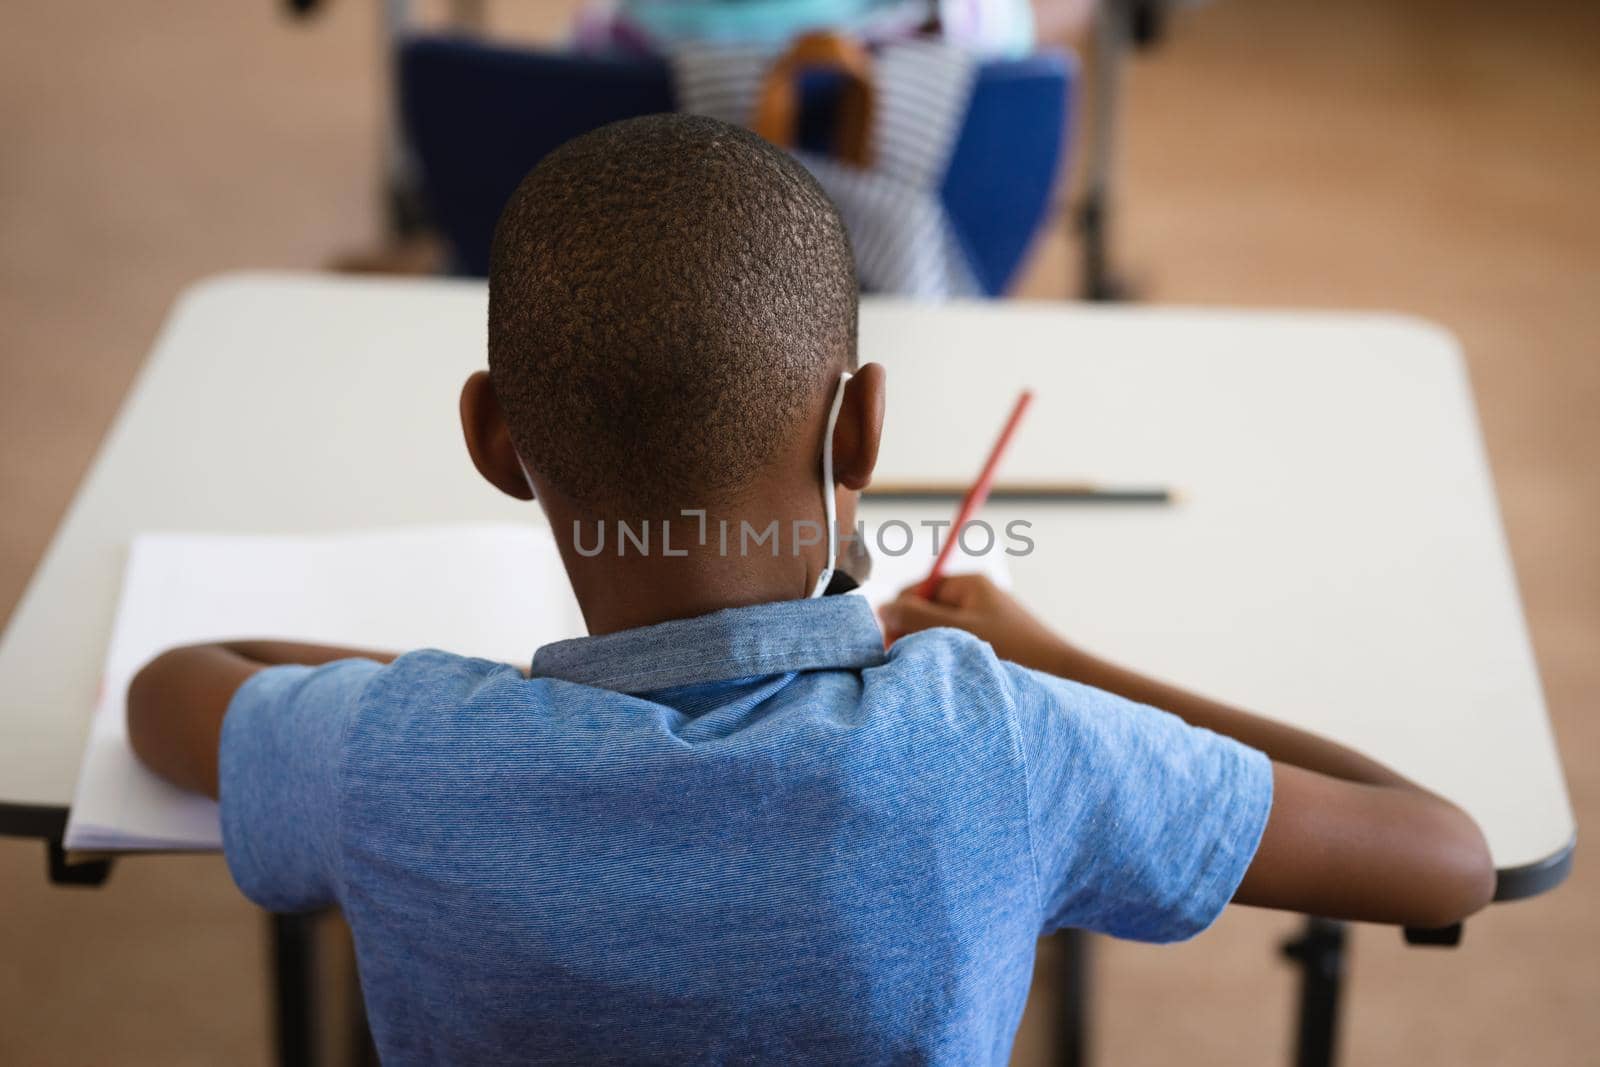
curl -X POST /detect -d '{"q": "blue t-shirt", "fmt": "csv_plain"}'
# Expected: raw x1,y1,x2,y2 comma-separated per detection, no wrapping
220,594,1271,1066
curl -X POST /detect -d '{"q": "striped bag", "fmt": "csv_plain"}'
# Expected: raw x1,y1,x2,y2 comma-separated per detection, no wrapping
672,33,981,298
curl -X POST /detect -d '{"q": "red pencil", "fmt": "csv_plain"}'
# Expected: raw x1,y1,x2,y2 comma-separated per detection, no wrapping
913,389,1033,601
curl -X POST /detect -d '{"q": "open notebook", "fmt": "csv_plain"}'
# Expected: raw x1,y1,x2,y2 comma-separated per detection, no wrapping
64,521,1009,853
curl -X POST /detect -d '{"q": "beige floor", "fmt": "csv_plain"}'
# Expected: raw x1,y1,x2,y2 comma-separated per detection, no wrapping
2,1,1596,1064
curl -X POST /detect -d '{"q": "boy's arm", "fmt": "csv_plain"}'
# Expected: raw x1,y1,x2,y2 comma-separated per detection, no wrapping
879,575,1497,928
126,640,397,799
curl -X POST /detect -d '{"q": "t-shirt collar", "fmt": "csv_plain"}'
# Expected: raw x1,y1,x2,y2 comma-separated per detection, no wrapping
529,594,887,693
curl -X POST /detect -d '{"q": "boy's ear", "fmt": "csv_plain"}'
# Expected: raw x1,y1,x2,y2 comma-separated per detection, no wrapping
459,371,535,501
832,362,885,491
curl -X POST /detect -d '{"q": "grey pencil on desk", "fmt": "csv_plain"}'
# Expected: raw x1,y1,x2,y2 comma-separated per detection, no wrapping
865,482,1177,504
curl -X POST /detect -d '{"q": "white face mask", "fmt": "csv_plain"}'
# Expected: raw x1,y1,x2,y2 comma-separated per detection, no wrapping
809,371,853,599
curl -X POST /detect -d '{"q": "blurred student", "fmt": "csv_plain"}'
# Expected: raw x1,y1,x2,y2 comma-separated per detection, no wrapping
576,0,1041,57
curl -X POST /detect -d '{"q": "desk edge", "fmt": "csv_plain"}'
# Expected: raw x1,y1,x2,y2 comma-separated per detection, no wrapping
1492,836,1575,902
1,800,1576,902
0,801,67,840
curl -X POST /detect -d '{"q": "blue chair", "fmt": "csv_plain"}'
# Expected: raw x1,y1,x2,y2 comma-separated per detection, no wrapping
399,36,1073,296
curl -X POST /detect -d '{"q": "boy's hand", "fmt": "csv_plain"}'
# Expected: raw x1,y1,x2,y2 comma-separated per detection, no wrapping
879,574,1072,675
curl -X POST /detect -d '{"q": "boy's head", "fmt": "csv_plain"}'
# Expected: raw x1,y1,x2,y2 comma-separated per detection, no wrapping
477,113,862,518
461,113,885,626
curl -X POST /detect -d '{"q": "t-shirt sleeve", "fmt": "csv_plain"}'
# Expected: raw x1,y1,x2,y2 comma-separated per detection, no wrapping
218,658,382,913
1004,663,1274,942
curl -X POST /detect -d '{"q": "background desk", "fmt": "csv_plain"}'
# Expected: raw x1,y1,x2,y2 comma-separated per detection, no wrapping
0,274,1575,1062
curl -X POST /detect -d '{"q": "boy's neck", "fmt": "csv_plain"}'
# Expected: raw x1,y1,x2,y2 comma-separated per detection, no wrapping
568,551,817,636
547,491,839,637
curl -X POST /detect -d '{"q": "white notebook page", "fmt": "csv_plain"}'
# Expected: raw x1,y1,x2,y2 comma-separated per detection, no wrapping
64,520,1008,852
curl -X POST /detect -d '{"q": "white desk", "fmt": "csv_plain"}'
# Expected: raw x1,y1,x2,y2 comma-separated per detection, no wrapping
0,273,1574,896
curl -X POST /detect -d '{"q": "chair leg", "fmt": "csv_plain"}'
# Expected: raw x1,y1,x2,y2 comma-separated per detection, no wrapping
272,911,322,1067
1280,917,1346,1067
1055,928,1092,1067
349,948,381,1067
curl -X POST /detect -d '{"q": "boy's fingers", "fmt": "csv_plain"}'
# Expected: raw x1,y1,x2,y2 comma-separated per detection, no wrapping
879,593,964,635
930,573,988,606
890,572,990,606
892,580,926,601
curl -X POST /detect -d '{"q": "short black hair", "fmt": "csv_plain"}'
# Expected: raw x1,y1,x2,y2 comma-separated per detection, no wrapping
488,114,858,516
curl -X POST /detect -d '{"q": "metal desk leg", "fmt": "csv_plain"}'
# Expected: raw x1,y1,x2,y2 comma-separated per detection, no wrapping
272,911,322,1067
46,837,111,887
1055,928,1092,1067
1280,917,1346,1067
1078,0,1133,302
1078,1,1175,301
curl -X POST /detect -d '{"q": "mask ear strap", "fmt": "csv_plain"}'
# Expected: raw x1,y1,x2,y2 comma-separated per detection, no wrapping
809,371,853,599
